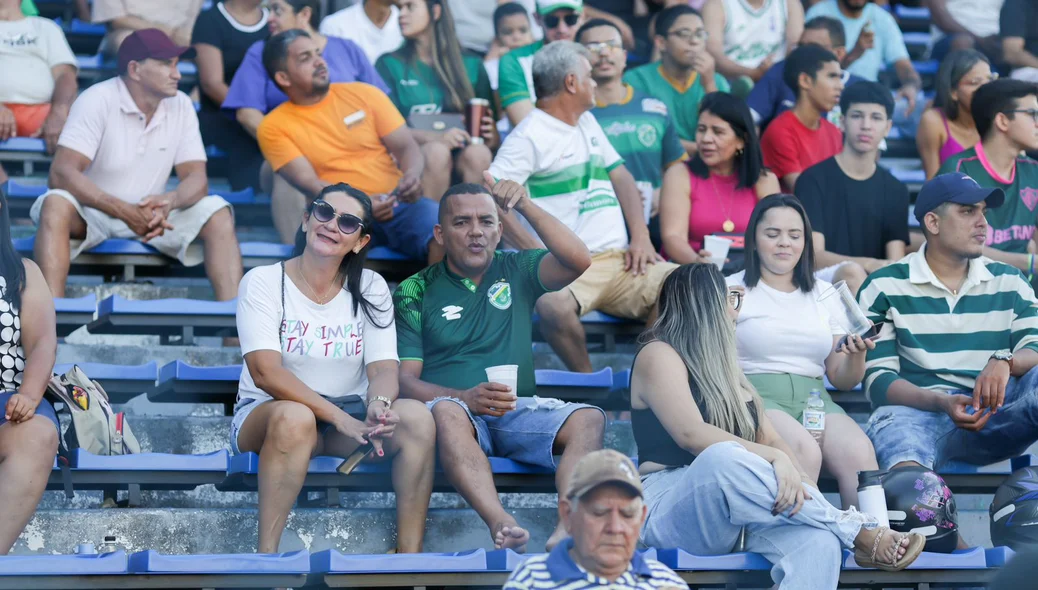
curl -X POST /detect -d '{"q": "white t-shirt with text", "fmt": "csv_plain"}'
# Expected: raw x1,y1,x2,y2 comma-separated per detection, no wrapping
0,17,76,104
727,271,844,379
488,109,629,254
236,264,399,404
319,3,403,64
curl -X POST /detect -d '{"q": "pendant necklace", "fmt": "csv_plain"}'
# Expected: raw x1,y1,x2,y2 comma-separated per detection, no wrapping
710,175,737,232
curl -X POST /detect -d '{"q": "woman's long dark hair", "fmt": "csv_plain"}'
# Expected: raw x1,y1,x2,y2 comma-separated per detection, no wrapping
743,193,816,293
400,0,475,113
293,183,391,328
934,49,989,120
283,0,322,31
689,92,765,189
0,190,25,310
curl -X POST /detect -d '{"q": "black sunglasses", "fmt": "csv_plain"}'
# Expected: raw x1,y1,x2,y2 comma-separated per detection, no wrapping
544,13,580,29
310,199,364,235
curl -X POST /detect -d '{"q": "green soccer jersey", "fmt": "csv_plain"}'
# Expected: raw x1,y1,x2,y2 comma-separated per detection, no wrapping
623,63,731,141
21,0,37,15
375,50,494,117
939,145,1038,254
394,250,551,397
498,40,544,109
593,85,688,218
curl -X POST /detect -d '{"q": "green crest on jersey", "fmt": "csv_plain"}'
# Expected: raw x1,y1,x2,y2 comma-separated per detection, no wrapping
487,281,512,310
637,124,658,148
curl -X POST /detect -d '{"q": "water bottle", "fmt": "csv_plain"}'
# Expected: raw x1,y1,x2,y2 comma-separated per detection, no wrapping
857,470,891,528
803,389,826,445
98,535,119,554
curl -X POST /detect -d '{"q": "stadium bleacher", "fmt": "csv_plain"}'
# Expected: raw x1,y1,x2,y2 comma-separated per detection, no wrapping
0,1,1030,587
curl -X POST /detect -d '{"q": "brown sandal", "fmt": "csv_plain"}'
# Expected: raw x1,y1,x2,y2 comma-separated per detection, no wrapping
853,528,926,571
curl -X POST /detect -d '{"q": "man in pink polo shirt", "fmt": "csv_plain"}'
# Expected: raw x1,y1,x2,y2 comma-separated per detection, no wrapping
31,29,242,300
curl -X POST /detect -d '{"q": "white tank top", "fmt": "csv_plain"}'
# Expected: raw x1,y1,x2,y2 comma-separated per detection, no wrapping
722,0,788,69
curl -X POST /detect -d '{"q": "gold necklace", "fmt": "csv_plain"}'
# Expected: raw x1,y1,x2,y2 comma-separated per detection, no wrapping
297,260,338,304
709,175,737,233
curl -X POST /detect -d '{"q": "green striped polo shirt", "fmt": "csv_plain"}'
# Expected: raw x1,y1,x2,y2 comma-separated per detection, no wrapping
498,39,544,108
858,246,1038,409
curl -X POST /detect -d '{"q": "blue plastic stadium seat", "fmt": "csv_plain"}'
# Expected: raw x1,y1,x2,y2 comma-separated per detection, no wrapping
890,167,926,185
128,549,309,574
87,239,159,255
54,361,158,382
158,360,241,385
902,32,930,47
986,546,1015,567
943,454,1037,475
612,369,631,391
0,137,46,152
895,5,931,20
55,294,97,314
70,449,228,472
69,18,106,36
178,62,197,76
240,242,292,258
655,548,772,571
582,311,629,324
214,187,255,204
486,549,536,571
534,367,613,388
369,246,412,261
97,295,236,317
0,551,127,575
228,452,554,478
841,547,987,570
2,180,46,199
75,54,105,70
311,549,487,573
913,60,940,76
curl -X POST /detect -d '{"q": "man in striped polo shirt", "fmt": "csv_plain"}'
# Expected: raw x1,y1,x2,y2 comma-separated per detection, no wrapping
858,173,1038,474
503,450,688,590
489,41,677,373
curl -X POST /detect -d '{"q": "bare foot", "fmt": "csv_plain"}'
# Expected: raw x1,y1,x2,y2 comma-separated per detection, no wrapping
545,525,569,552
493,522,530,553
855,526,909,565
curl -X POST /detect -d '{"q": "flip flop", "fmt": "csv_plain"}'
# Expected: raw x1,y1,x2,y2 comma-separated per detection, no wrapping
854,528,926,571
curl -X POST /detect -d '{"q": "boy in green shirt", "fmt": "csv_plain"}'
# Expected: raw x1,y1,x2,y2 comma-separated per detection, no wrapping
624,4,730,156
396,177,604,553
939,78,1038,277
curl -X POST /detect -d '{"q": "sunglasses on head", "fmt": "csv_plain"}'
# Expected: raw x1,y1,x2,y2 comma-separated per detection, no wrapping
310,199,364,235
544,12,580,29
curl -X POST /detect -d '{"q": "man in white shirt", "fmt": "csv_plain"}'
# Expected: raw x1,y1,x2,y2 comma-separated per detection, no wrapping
92,0,204,56
319,0,403,64
31,29,243,300
489,41,676,373
0,0,78,184
925,0,1003,63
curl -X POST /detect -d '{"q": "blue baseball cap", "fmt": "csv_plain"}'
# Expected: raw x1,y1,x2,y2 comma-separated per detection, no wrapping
914,172,1005,224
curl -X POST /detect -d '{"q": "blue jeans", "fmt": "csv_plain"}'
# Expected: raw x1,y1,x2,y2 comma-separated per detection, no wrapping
427,396,604,469
370,197,438,260
866,366,1038,470
641,441,871,590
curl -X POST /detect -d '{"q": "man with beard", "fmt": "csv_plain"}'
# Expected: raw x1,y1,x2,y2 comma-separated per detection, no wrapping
255,29,441,264
395,175,601,553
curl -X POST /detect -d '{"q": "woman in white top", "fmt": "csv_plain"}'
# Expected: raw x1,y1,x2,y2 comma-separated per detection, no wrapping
727,193,879,509
232,183,435,554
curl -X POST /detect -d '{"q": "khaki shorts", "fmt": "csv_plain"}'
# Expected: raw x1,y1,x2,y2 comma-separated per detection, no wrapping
30,189,231,267
566,249,678,320
746,373,848,421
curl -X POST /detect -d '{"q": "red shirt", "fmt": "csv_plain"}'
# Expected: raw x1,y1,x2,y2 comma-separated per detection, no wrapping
761,110,843,190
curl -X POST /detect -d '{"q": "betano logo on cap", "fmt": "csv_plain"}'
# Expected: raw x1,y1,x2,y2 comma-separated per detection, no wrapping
536,0,583,15
913,172,1005,224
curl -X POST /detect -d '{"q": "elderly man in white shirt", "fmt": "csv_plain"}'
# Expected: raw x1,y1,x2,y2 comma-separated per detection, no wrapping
31,29,242,300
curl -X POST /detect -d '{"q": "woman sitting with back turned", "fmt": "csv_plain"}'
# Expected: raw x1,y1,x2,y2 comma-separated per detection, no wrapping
232,183,436,554
631,263,924,588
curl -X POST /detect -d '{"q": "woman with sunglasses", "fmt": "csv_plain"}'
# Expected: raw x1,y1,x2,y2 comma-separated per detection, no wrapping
726,194,879,510
633,263,924,588
232,183,436,554
375,0,496,201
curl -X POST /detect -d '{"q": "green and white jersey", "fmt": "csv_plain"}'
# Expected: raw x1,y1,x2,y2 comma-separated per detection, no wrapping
394,250,551,397
623,63,731,141
722,0,788,69
593,86,688,221
375,49,493,116
489,109,628,253
498,39,543,108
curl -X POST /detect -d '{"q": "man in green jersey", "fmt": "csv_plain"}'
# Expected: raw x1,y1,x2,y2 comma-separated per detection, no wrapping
939,79,1038,278
624,4,730,156
579,18,689,246
396,175,604,553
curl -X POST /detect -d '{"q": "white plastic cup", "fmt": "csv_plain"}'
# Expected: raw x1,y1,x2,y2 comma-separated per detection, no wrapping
703,235,732,270
817,280,871,336
485,365,519,397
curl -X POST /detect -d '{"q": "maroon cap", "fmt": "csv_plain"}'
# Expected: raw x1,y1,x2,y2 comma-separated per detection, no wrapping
117,28,196,74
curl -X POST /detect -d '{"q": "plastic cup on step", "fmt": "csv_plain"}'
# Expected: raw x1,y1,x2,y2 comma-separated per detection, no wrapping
817,280,872,336
485,365,519,400
703,235,732,270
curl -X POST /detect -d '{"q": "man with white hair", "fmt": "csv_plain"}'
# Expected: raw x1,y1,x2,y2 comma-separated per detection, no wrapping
503,450,689,590
489,41,677,373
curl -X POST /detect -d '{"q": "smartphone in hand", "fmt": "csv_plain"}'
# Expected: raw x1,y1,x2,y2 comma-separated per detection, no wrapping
837,323,882,349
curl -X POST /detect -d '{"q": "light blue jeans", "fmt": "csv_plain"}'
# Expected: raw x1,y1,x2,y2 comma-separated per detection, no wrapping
641,441,872,589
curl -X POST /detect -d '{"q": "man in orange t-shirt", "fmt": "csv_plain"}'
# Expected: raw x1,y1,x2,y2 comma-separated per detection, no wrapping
257,29,440,263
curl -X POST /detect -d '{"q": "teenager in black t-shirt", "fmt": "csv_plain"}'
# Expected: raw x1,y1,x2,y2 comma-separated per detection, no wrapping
795,82,909,295
192,0,270,190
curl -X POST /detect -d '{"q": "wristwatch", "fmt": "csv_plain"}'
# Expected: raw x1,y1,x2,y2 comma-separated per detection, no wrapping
367,395,393,409
991,350,1014,371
